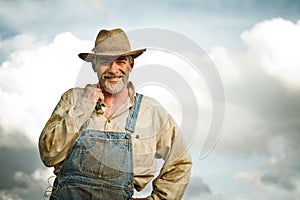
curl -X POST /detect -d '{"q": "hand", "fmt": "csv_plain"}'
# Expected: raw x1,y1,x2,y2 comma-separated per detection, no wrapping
83,84,104,104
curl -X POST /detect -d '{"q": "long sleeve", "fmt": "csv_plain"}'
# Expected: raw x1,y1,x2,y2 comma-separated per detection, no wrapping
39,88,95,167
148,115,192,200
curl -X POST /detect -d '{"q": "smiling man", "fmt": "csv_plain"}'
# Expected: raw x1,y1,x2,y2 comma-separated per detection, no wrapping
39,28,192,200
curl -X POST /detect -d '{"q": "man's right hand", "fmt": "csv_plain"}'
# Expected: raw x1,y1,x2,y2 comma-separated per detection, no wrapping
83,84,104,104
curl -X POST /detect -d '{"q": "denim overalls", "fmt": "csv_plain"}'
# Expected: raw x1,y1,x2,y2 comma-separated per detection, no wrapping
50,93,143,200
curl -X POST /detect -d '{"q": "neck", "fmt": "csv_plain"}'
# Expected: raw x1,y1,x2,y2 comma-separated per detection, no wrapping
103,86,129,108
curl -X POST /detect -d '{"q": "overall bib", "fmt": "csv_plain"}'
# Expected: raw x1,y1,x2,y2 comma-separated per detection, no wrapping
50,93,143,200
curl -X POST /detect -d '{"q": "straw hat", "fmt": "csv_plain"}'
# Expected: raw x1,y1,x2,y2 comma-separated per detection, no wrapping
78,28,146,62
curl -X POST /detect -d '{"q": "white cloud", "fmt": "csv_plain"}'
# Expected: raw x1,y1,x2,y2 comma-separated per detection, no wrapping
207,18,300,199
13,168,53,188
233,132,300,196
209,18,300,157
206,19,300,200
215,103,271,155
209,46,240,83
0,33,47,61
234,169,300,199
0,32,92,146
241,18,300,87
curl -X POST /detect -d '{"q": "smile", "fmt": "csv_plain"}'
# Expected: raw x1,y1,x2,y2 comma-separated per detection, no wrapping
103,75,124,79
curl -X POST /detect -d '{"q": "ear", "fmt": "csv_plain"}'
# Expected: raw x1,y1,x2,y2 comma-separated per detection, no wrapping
130,58,134,69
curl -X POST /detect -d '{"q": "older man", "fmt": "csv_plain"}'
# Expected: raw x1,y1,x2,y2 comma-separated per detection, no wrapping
39,28,192,200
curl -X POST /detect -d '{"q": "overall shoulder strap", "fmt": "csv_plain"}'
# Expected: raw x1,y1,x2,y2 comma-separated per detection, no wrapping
125,93,143,133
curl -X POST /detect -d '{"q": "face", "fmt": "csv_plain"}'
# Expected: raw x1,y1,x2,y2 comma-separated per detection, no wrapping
93,56,133,94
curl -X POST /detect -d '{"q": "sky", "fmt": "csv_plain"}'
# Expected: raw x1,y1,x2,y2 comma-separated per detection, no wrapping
1,0,300,199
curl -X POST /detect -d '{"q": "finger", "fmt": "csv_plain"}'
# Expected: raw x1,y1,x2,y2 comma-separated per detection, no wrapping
85,84,98,88
95,88,104,101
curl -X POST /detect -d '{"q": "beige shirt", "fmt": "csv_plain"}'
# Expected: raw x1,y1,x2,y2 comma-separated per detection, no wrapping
39,85,192,200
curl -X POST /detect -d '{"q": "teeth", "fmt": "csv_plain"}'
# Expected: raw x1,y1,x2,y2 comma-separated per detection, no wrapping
105,76,122,79
102,73,124,80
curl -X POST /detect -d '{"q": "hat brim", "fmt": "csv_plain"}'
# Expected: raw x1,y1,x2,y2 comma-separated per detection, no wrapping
78,48,146,62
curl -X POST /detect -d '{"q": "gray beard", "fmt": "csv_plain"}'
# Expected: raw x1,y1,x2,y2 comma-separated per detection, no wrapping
103,78,126,94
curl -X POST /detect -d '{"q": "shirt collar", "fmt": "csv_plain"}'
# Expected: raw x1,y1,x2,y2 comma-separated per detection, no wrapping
128,81,135,106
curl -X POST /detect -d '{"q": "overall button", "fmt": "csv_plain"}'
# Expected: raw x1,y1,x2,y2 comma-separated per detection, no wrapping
125,133,130,139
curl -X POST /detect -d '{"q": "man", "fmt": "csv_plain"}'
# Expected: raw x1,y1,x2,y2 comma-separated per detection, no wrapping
39,28,192,199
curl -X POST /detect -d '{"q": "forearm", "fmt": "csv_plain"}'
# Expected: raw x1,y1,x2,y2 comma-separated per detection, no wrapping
148,157,192,200
39,89,94,167
39,110,81,166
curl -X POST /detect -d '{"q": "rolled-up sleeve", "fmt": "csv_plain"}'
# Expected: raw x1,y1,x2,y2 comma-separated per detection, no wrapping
148,115,192,200
39,88,95,167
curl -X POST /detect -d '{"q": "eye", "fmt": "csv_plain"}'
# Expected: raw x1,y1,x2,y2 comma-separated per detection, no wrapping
117,60,126,65
100,62,110,66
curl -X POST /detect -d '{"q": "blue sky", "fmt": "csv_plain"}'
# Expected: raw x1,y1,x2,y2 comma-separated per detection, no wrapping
1,0,300,199
1,0,300,55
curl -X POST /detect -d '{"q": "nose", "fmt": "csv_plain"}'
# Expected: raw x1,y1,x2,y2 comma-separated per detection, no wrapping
109,61,118,74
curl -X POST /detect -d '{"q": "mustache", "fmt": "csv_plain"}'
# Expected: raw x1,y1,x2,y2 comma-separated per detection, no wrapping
102,73,125,79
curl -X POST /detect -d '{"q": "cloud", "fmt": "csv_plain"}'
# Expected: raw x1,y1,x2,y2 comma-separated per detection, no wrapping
234,132,300,195
0,32,92,199
260,173,296,191
0,142,51,199
0,33,47,62
184,176,212,196
209,17,300,197
210,17,300,154
0,124,33,149
234,169,300,200
0,168,53,200
0,31,92,146
241,18,300,87
183,176,226,200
